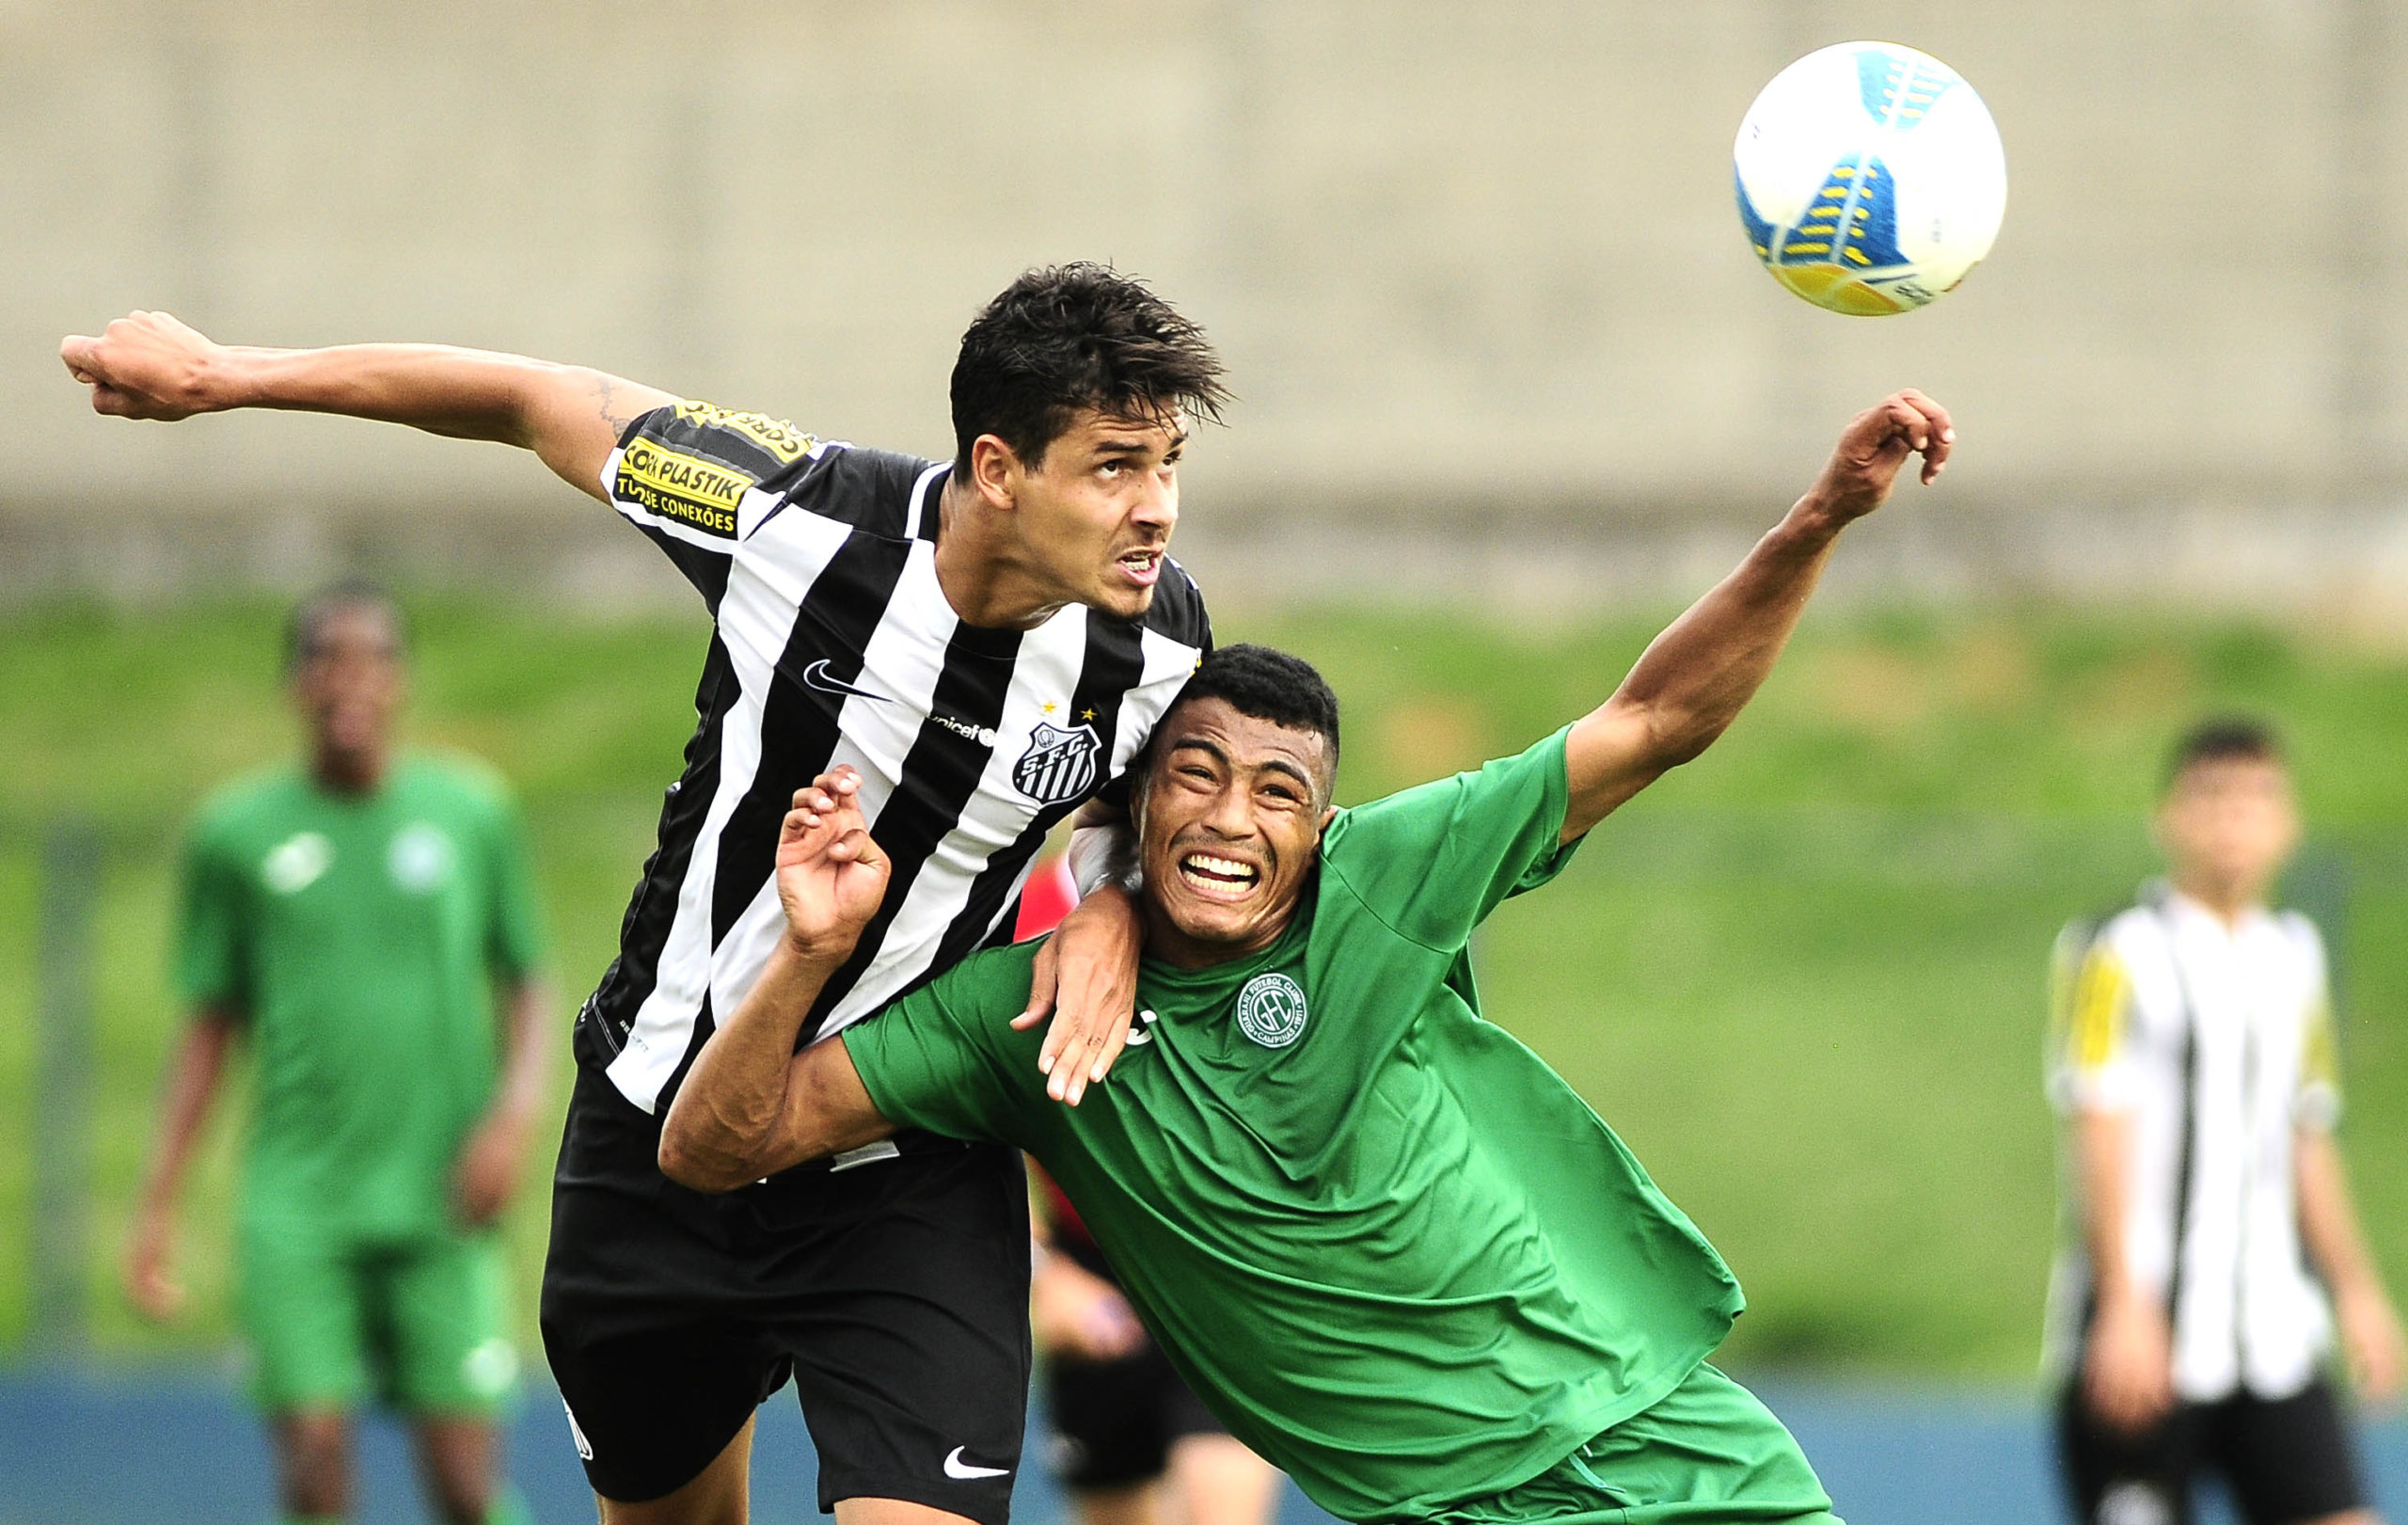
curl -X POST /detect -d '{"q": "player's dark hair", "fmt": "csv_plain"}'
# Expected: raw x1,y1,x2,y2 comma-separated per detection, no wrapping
950,263,1229,474
2162,715,2284,790
285,578,406,674
1160,643,1341,778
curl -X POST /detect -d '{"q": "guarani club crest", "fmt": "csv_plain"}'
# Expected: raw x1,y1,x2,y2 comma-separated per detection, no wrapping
1011,722,1102,804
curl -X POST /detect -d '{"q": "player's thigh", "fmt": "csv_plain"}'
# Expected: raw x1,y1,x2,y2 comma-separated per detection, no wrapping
1045,1343,1179,1494
237,1222,372,1412
599,1415,755,1525
1166,1433,1281,1525
2219,1378,2372,1525
382,1230,520,1416
780,1141,1032,1525
2055,1379,2204,1525
1573,1362,1840,1524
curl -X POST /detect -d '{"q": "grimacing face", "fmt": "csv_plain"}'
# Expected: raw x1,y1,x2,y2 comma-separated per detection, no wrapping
989,406,1184,622
293,605,404,770
2156,755,2299,909
1133,696,1338,969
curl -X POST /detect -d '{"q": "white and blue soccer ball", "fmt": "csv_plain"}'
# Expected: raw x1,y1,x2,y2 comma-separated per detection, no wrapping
1734,41,2006,316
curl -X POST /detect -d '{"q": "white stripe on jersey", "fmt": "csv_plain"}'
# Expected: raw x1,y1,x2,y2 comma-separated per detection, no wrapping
604,509,851,1110
822,605,1099,1035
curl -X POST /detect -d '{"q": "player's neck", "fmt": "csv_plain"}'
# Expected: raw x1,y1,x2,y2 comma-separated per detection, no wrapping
930,480,1068,632
309,742,390,798
2167,870,2265,929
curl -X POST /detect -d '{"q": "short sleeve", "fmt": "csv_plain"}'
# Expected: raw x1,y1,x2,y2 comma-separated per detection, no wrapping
603,400,824,602
2047,932,2140,1115
173,818,250,1011
1318,727,1580,952
839,951,1031,1143
2294,924,2342,1132
481,790,547,982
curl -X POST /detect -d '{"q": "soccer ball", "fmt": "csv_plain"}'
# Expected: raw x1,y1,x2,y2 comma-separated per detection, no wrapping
1734,41,2006,316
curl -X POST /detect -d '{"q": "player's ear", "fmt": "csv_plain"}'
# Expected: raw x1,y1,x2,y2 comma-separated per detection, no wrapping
969,434,1021,512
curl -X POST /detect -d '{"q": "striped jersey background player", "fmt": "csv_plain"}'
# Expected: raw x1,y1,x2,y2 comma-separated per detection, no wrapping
2045,891,2342,1398
582,401,1211,1117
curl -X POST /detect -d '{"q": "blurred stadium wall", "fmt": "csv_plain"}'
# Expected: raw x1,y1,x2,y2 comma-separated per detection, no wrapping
7,0,2408,614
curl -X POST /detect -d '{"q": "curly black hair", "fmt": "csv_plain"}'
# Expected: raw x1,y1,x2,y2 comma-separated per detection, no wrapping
950,262,1229,473
1164,643,1340,773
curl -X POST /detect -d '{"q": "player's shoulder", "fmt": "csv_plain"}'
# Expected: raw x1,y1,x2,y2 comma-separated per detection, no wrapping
771,441,943,538
923,934,1045,1018
2270,907,2328,966
1138,556,1211,650
188,764,308,844
624,399,828,485
393,750,517,815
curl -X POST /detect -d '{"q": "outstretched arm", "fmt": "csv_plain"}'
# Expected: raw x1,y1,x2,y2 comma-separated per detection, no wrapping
61,311,673,502
659,769,899,1191
1559,390,1953,844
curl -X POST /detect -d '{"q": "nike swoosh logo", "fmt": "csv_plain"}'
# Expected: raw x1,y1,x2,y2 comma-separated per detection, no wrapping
943,1446,1011,1480
800,659,894,704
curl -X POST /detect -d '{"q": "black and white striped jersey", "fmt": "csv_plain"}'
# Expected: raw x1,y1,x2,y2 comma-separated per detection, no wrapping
2045,883,2341,1401
577,401,1212,1118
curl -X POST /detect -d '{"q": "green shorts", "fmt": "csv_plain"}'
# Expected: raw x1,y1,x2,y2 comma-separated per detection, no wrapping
1431,1363,1842,1525
235,1221,519,1416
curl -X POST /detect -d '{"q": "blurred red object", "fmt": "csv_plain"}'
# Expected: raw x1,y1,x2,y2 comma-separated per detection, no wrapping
1013,853,1080,941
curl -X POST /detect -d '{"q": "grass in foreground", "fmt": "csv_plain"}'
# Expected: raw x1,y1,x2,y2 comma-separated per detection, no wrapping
0,597,2401,1377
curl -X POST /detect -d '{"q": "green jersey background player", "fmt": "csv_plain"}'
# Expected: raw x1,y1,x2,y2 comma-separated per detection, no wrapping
658,391,1957,1523
125,583,553,1525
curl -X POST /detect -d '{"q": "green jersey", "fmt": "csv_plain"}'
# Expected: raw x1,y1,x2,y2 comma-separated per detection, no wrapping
845,730,1743,1524
176,753,545,1238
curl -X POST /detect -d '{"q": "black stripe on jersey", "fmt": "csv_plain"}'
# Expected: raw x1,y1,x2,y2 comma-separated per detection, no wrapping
638,524,734,612
914,468,947,543
799,625,1026,1041
578,634,739,1066
777,447,928,537
706,532,918,945
928,613,1149,974
1143,557,1213,651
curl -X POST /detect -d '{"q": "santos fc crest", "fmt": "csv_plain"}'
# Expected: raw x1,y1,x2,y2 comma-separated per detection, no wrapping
1011,722,1101,804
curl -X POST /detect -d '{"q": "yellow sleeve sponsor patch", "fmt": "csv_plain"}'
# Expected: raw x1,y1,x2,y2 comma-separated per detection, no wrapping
673,400,816,465
2067,946,2130,1071
614,437,750,537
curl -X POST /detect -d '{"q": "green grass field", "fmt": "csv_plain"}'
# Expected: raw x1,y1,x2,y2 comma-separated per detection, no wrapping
2,597,2402,1378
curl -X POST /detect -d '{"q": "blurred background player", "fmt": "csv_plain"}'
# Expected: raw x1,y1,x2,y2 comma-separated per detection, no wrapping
124,581,552,1525
1015,865,1283,1525
2047,719,2407,1525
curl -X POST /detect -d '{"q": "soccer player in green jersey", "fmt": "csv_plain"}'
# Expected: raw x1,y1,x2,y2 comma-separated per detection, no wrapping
652,391,1951,1524
125,583,552,1525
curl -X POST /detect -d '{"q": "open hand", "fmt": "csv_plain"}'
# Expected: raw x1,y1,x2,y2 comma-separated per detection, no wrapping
1011,885,1141,1105
61,311,225,421
1804,389,1953,523
775,768,891,961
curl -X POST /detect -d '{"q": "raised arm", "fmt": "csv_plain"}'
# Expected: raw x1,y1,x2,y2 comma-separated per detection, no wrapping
1559,390,1952,843
658,769,898,1191
60,311,673,502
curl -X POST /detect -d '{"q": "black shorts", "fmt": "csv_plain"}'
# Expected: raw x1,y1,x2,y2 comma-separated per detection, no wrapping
1043,1338,1228,1491
540,1065,1032,1517
2056,1374,2368,1525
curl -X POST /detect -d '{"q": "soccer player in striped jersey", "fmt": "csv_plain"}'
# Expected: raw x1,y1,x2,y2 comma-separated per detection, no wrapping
64,265,1228,1525
2048,722,2403,1525
659,391,1956,1525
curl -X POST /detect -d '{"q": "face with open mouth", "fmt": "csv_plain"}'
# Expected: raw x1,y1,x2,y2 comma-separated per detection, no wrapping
1011,406,1185,622
1134,696,1337,969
